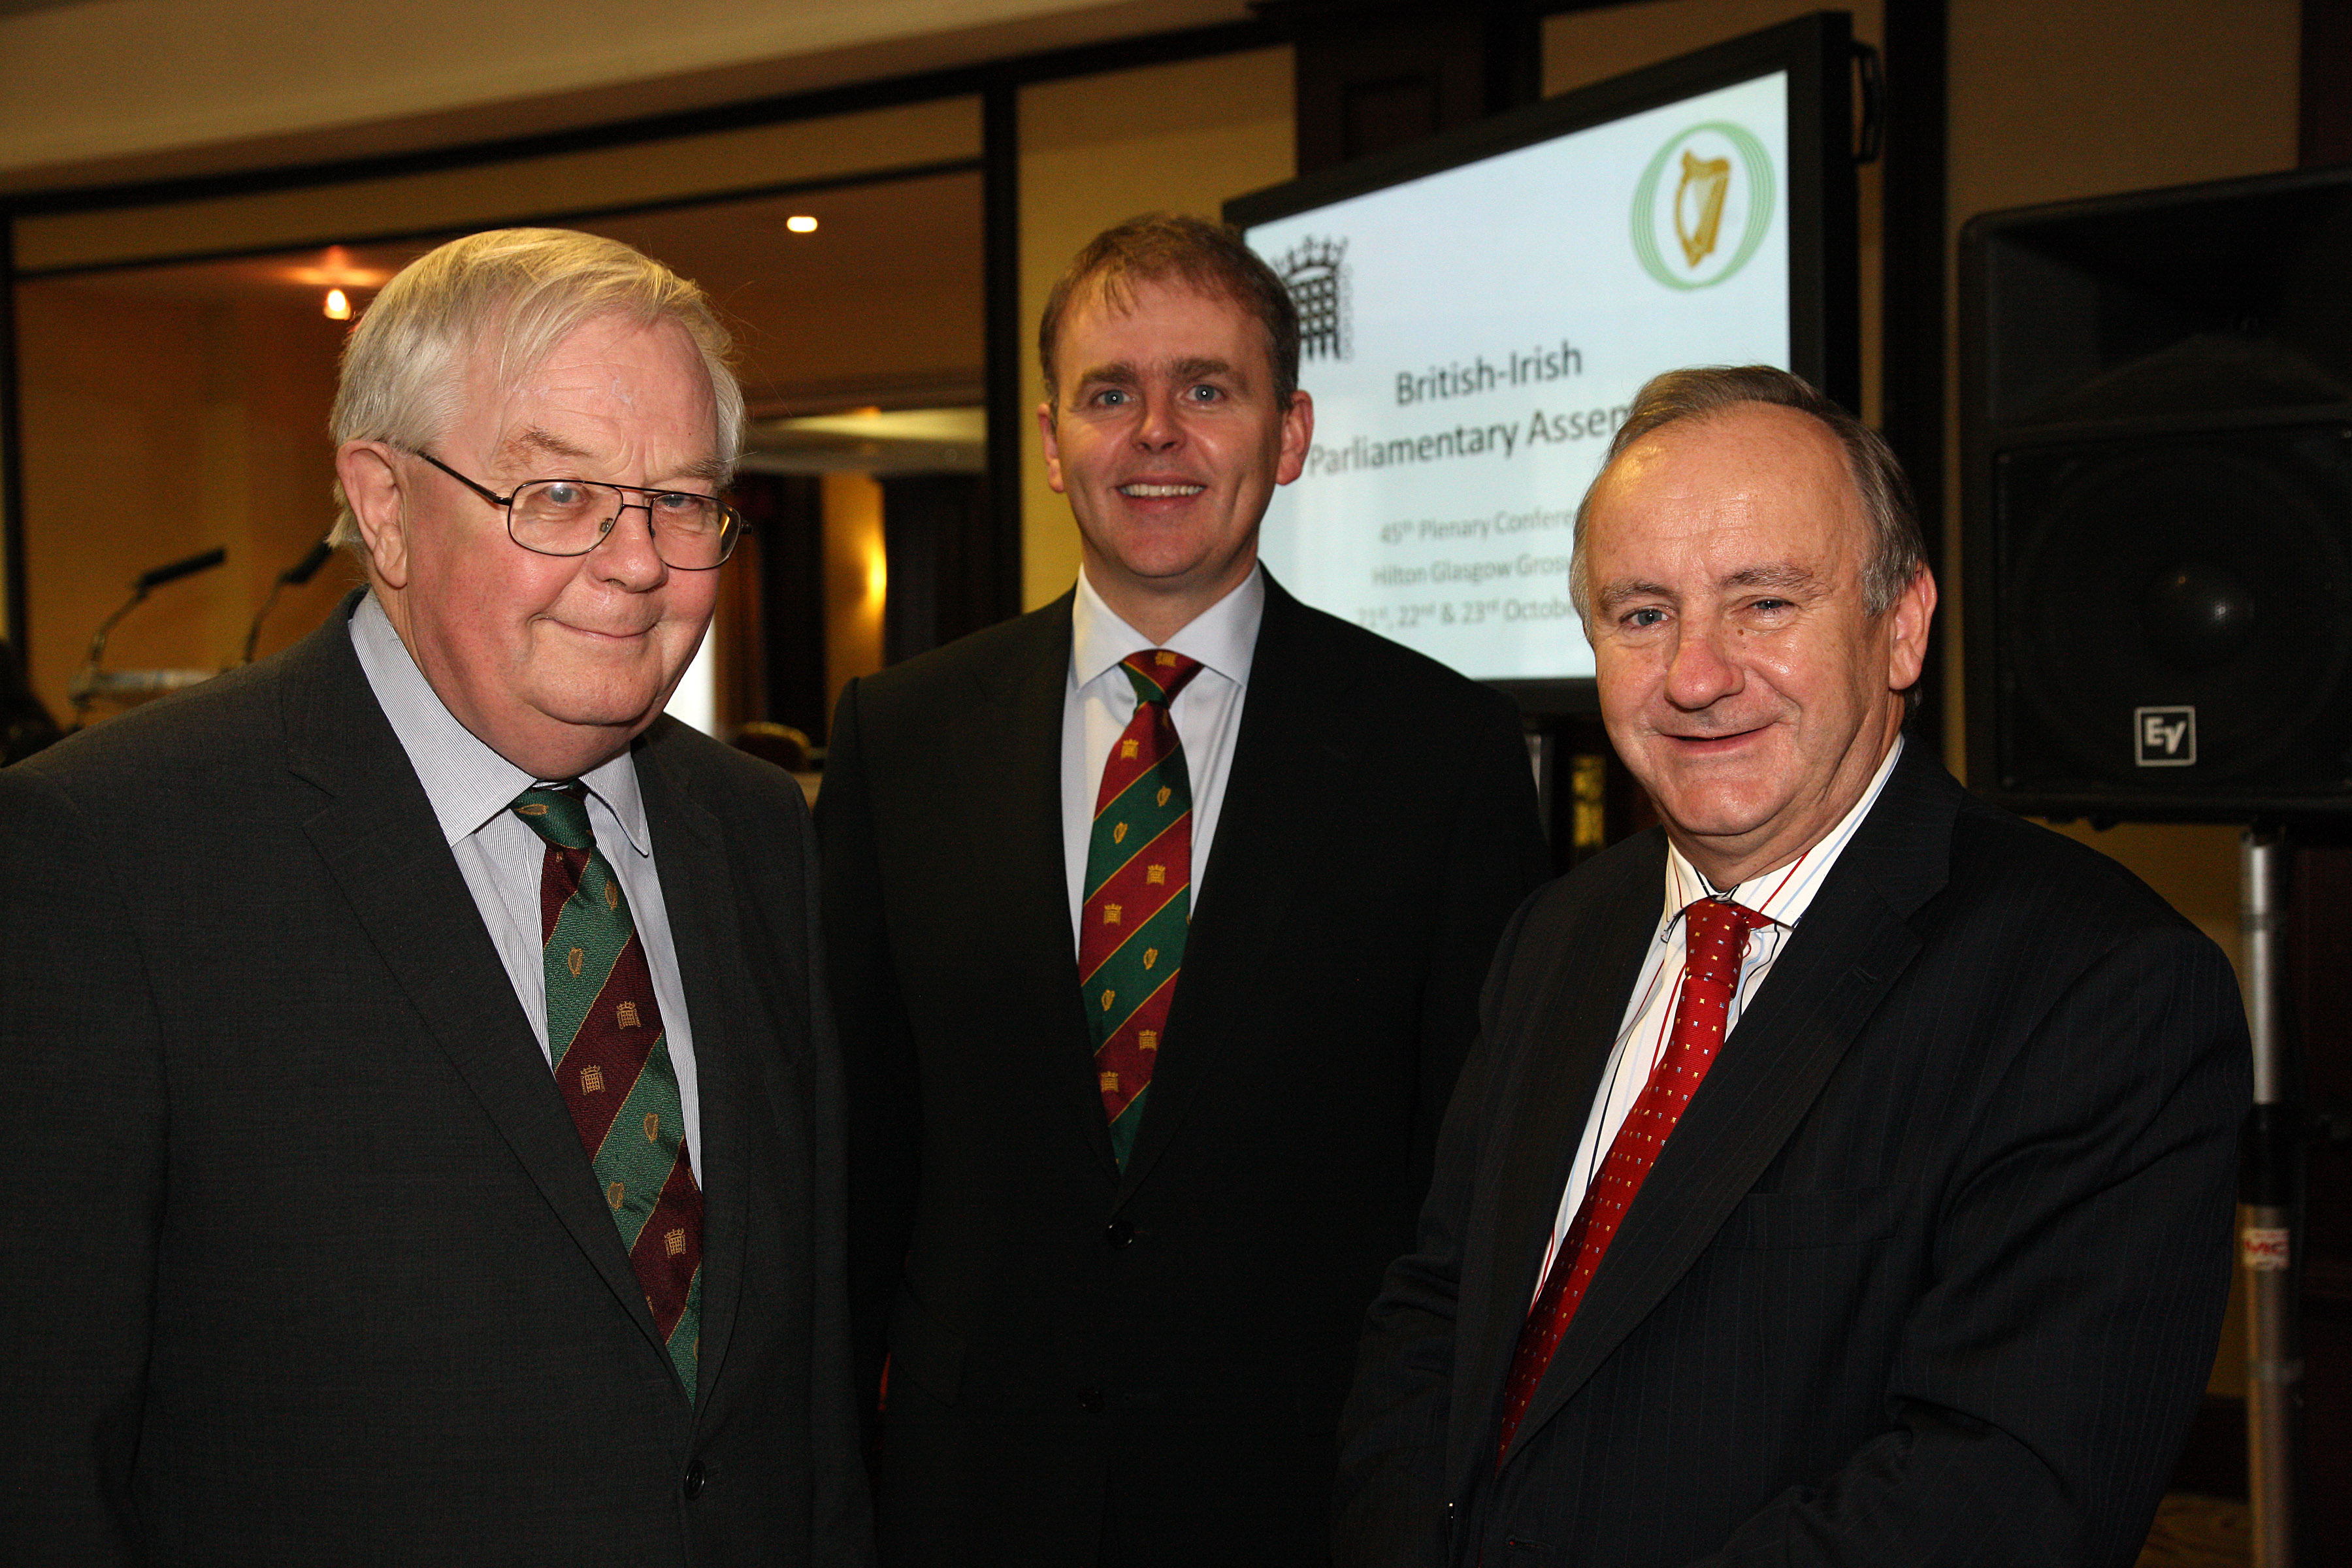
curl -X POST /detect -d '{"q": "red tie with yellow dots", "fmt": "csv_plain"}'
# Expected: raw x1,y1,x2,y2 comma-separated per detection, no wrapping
1495,894,1772,1462
1081,649,1204,1169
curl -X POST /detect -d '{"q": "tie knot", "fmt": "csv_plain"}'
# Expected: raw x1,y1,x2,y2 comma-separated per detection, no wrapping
1681,894,1771,956
1120,649,1203,707
511,783,593,849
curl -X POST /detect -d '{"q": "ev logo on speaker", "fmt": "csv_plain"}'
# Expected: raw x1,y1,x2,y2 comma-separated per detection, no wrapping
2134,706,2197,767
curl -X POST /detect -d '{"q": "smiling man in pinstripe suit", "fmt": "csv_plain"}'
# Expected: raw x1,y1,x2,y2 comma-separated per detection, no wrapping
1335,365,2249,1568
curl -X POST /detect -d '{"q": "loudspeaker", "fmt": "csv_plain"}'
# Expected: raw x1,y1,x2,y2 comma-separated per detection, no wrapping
1963,165,2352,821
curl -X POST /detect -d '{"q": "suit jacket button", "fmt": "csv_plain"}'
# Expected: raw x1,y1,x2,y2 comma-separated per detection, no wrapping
1079,1384,1104,1413
683,1460,707,1499
1103,1219,1134,1247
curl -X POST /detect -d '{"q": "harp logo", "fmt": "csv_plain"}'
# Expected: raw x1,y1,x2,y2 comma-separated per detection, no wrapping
1632,122,1775,290
1275,236,1350,363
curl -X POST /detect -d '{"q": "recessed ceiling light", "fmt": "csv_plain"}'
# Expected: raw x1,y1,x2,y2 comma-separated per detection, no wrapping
786,215,819,233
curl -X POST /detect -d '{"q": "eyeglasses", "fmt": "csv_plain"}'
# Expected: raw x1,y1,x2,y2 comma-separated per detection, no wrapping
412,450,742,570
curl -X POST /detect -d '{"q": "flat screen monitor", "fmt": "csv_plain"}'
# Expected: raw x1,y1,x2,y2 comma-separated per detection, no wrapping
1226,14,1859,712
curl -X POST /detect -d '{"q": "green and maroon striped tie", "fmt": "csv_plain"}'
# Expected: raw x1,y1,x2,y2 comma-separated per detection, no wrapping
512,784,702,1398
1081,649,1203,1169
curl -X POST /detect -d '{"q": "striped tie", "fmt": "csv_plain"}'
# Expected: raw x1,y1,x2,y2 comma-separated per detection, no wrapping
1081,649,1203,1169
511,784,703,1399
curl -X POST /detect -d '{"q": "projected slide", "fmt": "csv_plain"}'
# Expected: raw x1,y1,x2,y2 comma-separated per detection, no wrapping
1243,71,1790,683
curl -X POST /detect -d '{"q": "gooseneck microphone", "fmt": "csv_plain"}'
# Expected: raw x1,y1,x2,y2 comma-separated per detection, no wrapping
242,536,337,664
69,547,228,727
135,546,228,594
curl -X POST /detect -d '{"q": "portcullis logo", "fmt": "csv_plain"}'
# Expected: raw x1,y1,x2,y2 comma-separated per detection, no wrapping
1631,122,1775,290
1277,237,1350,362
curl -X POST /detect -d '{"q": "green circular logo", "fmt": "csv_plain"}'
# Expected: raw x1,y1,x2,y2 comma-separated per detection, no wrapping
1630,120,1776,291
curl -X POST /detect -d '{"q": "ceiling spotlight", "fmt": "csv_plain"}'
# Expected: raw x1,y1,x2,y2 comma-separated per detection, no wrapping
786,215,819,233
323,289,351,321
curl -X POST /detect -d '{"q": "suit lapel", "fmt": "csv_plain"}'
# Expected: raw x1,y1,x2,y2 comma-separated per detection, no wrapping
280,604,678,1385
1496,745,1958,1467
1445,837,1662,1498
633,745,757,1409
970,598,1118,1175
1114,580,1355,1198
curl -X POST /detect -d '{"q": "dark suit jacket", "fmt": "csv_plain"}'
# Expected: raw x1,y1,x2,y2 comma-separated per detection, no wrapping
816,575,1548,1565
1334,743,2249,1568
0,600,873,1566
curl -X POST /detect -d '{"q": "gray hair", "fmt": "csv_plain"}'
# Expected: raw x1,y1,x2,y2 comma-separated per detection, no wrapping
329,228,742,546
1568,365,1926,622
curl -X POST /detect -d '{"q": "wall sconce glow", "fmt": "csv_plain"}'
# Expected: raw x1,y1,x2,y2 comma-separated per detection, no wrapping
786,215,819,233
865,543,887,604
324,289,351,321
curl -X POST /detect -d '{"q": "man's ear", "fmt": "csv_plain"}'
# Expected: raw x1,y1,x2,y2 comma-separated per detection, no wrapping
1274,389,1314,486
1037,400,1066,495
1885,564,1938,693
336,442,410,589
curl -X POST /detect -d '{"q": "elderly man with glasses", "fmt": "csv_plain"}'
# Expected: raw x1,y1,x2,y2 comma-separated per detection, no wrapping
0,229,874,1566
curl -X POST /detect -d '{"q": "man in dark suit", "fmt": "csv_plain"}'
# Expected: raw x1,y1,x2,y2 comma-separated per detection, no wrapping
1335,365,2249,1567
817,214,1546,1565
1,229,872,1564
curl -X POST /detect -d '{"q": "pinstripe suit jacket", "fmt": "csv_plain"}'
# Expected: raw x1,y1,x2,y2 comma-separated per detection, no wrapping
1333,742,2249,1568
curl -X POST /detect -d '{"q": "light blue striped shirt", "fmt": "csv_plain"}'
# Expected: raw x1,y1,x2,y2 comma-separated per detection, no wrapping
348,593,703,1169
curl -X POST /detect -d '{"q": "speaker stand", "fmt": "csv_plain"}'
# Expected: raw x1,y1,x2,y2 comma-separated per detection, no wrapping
2241,826,2302,1566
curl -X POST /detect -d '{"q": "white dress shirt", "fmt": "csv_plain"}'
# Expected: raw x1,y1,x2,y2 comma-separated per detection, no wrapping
1535,736,1907,1293
1060,565,1263,942
350,593,703,1169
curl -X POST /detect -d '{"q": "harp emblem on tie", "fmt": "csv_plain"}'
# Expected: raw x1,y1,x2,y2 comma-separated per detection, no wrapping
644,1112,661,1142
566,947,585,977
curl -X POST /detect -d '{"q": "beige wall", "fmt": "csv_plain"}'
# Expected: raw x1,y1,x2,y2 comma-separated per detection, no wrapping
1015,47,1296,610
14,278,362,719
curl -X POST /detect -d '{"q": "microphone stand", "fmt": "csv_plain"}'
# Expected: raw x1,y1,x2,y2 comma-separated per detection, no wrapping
242,538,336,664
67,547,226,728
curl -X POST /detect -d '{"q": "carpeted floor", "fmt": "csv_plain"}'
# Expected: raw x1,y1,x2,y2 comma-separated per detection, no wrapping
2138,1495,2252,1567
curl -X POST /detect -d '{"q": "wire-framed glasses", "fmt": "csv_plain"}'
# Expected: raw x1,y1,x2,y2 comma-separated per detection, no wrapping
413,449,741,570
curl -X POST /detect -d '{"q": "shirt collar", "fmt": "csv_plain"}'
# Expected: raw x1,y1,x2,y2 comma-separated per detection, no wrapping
1661,734,1906,932
348,591,651,857
1071,563,1264,691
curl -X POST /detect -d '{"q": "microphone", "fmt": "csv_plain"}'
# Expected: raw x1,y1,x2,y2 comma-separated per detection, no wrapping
71,546,229,727
280,539,335,588
135,547,227,593
243,535,338,664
